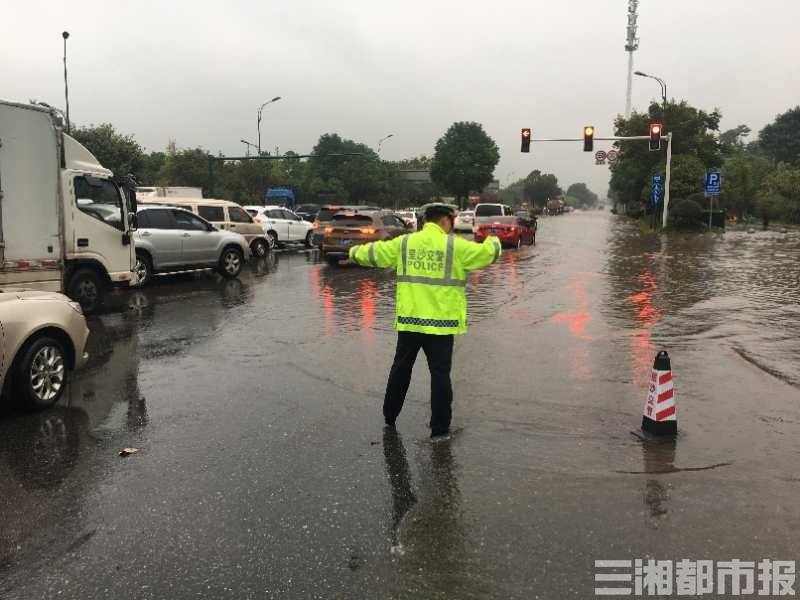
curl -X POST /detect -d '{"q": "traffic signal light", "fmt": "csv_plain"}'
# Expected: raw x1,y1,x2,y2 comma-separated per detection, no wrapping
649,123,663,151
521,128,531,153
583,126,594,152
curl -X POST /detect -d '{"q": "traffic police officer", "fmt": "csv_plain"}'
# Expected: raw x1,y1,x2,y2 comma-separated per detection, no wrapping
348,203,501,439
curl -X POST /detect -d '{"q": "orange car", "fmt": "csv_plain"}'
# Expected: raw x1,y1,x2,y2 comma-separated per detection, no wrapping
322,211,410,265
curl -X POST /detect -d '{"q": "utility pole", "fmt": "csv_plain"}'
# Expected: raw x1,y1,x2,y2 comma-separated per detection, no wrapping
62,31,71,133
624,0,640,118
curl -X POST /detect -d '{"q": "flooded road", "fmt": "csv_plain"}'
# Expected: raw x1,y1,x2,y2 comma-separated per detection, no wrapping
2,212,799,599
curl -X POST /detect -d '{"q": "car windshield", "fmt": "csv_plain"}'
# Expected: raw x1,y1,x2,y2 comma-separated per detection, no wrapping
317,209,341,222
475,205,502,217
331,214,374,227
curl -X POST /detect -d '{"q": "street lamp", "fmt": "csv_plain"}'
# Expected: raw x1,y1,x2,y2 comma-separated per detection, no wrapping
240,139,257,157
377,133,394,154
257,96,282,155
634,70,667,110
62,31,70,133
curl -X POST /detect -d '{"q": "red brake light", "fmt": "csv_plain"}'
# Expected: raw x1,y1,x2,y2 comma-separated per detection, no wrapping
360,228,376,235
324,227,333,234
312,222,319,229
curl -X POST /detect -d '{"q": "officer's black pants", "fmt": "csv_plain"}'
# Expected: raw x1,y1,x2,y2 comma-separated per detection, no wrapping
383,331,454,436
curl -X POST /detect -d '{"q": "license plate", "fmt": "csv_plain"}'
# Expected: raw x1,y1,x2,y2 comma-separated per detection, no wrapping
340,239,353,246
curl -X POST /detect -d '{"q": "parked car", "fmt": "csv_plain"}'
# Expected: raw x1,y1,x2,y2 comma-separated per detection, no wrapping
0,289,90,410
322,211,409,265
295,204,321,222
133,206,250,285
311,204,382,248
454,210,475,233
396,211,418,230
474,203,514,221
474,215,536,248
143,197,270,258
243,205,314,249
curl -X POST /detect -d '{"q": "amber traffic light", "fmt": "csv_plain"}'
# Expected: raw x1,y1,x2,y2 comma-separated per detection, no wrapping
521,128,531,153
649,123,663,151
583,126,594,152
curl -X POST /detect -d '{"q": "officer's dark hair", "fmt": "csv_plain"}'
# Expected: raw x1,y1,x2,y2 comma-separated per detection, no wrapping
424,205,455,223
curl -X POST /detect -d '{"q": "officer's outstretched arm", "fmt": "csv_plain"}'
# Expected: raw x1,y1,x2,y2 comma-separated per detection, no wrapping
456,235,502,271
348,236,403,268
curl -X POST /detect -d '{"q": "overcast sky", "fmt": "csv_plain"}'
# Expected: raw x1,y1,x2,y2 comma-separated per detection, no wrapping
3,0,799,196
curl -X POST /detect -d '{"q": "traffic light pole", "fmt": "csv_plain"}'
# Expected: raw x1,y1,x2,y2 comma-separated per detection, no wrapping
527,134,674,228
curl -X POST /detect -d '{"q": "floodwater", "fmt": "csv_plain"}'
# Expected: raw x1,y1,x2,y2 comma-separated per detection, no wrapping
1,212,799,599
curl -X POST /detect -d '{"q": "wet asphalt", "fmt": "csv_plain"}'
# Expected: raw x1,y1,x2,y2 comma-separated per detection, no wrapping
1,212,799,599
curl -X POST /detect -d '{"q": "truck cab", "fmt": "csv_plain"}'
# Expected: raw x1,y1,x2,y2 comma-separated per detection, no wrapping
0,100,137,312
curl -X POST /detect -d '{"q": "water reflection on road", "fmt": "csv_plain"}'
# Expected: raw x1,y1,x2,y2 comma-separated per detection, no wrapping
2,215,800,599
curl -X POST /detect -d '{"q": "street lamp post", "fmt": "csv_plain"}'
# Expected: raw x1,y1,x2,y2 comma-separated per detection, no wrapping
240,139,257,157
62,31,70,133
257,96,282,155
634,70,667,110
377,133,394,154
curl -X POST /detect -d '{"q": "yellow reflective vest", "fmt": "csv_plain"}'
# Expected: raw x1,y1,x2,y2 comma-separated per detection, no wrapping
348,222,501,335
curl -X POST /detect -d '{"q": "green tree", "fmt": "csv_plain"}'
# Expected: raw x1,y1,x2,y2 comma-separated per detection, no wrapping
72,123,144,180
523,170,561,208
610,100,722,212
308,134,384,204
719,150,771,218
719,124,751,149
757,106,800,165
430,122,499,207
756,162,800,226
565,182,599,208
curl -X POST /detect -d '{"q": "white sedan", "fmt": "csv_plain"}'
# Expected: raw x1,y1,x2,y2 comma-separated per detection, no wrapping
454,210,475,233
243,205,314,249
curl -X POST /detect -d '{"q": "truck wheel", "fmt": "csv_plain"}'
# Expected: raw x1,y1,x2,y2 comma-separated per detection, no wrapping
135,252,153,287
218,247,243,278
67,268,103,314
15,335,68,410
251,238,269,257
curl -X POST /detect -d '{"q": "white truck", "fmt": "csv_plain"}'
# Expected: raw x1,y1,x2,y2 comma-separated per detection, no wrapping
0,100,137,312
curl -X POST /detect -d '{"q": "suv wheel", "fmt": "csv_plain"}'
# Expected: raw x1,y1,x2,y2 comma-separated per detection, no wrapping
16,336,68,410
218,247,244,278
251,238,269,257
67,268,103,314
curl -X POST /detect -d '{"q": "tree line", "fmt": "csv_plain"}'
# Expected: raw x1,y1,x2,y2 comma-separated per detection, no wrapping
499,171,600,210
71,121,501,209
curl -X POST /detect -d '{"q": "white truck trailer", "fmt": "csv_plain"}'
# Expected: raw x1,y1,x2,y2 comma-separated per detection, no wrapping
0,100,137,311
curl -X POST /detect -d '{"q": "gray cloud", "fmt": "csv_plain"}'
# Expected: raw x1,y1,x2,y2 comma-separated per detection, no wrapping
3,0,798,196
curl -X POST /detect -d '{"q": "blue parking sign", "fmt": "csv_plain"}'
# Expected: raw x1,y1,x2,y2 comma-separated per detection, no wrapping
705,172,721,197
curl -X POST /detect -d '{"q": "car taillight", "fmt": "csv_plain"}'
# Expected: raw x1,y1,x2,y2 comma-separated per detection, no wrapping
324,227,333,234
360,228,376,235
312,222,319,229
509,226,516,232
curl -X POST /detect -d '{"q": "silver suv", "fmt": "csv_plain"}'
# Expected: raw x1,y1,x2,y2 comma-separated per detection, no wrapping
133,206,250,286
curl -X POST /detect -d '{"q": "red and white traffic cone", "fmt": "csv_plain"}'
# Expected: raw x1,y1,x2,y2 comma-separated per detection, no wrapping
641,351,677,437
